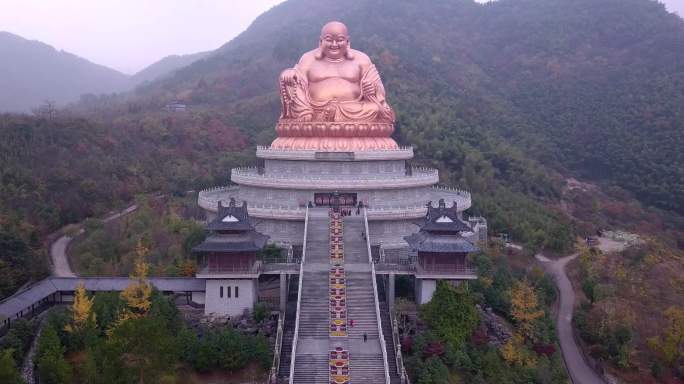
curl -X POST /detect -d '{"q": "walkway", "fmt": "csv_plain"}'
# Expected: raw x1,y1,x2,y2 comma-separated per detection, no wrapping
536,253,604,384
290,208,388,383
0,277,204,325
50,204,137,277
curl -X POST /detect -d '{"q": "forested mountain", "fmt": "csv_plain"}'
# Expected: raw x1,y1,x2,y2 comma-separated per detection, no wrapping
131,0,684,217
0,32,131,112
130,51,211,85
2,0,684,298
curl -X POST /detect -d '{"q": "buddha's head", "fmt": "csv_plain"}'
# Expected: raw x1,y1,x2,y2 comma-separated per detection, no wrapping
317,21,353,61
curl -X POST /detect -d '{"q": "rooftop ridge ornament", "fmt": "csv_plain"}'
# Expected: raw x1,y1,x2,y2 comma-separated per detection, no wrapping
271,21,399,151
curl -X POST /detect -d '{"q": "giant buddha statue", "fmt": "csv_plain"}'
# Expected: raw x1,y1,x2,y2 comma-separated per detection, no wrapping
271,21,399,151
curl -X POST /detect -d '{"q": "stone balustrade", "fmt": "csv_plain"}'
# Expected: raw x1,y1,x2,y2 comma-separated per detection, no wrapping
231,166,439,190
198,187,470,221
256,145,414,160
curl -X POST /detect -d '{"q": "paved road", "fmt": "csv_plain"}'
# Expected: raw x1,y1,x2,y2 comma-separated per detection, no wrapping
537,253,605,384
50,204,138,277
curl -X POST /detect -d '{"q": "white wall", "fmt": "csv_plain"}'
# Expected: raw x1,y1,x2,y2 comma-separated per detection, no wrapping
191,291,205,305
204,279,256,317
415,279,437,305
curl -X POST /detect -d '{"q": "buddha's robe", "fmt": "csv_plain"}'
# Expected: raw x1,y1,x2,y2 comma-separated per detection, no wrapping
279,64,395,123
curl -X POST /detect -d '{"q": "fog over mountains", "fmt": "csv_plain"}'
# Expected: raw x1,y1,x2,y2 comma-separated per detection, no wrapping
0,32,209,112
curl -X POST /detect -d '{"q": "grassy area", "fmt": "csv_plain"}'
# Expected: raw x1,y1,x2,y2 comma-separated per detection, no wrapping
569,239,684,383
69,195,205,276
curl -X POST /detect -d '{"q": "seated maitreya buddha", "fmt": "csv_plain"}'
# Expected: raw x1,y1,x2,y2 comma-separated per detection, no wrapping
272,21,398,151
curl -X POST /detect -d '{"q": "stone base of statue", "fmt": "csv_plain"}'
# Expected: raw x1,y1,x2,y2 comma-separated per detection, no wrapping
271,120,398,151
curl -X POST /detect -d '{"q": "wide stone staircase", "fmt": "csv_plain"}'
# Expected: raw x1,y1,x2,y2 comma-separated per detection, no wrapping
292,355,329,383
291,210,332,383
289,210,389,383
346,275,380,340
344,215,387,382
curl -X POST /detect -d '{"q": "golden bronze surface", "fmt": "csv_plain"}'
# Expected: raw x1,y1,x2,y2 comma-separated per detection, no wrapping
274,21,398,151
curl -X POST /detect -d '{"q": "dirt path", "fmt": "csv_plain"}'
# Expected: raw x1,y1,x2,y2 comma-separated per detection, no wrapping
50,204,138,277
537,253,605,384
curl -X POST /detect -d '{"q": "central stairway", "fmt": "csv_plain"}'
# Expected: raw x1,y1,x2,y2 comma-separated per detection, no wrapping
290,209,389,383
292,209,332,383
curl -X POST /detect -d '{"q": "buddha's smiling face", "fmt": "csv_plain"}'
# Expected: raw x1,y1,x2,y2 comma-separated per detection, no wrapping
319,22,349,61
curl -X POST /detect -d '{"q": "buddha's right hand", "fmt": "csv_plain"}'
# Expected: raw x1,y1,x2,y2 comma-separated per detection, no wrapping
281,68,298,86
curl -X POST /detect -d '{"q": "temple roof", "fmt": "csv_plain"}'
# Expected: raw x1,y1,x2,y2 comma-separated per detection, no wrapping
420,199,472,234
192,231,269,253
205,199,253,232
405,232,480,253
193,199,270,253
404,198,479,254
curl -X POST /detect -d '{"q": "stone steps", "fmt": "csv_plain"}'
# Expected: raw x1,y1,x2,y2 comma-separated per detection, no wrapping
346,276,380,338
292,355,329,384
290,209,388,382
351,353,387,383
277,276,299,378
297,272,329,338
293,211,333,380
380,302,401,384
377,277,402,384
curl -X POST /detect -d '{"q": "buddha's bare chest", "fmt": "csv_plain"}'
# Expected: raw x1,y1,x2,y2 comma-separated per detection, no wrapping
307,60,362,83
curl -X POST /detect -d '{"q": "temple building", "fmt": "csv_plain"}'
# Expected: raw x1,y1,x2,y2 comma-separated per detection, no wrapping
192,199,268,316
405,199,479,304
192,21,487,383
1,21,489,383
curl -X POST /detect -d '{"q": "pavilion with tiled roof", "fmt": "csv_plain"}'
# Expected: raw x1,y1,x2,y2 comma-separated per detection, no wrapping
405,199,479,304
193,198,269,316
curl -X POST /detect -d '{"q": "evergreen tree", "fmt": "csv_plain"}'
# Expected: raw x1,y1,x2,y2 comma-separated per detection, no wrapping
36,325,72,384
421,281,479,348
0,349,24,384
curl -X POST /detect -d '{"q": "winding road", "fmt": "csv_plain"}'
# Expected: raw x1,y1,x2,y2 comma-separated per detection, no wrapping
537,253,604,384
50,204,138,277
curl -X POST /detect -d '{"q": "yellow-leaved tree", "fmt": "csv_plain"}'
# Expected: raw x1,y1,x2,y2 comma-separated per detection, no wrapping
121,239,153,318
501,333,537,367
65,282,96,333
510,279,545,342
648,305,684,366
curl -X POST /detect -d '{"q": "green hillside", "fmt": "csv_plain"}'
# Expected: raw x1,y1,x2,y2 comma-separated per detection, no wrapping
3,0,684,298
134,0,684,217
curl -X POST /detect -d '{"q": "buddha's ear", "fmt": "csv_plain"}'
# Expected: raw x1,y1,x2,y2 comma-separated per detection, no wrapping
314,48,323,60
346,39,354,60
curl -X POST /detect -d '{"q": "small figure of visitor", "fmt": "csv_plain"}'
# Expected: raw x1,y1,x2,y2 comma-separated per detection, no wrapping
363,332,368,342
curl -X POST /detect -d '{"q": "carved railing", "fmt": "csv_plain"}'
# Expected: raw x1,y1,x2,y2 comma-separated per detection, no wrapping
261,256,301,264
366,205,428,219
375,248,415,266
231,166,438,189
287,244,294,263
431,184,470,197
256,145,414,160
391,314,411,384
288,206,309,384
198,261,262,274
267,314,284,384
364,209,391,384
197,185,239,211
416,262,478,276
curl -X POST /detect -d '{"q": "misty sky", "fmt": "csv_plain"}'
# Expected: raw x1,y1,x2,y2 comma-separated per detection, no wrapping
1,0,682,74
